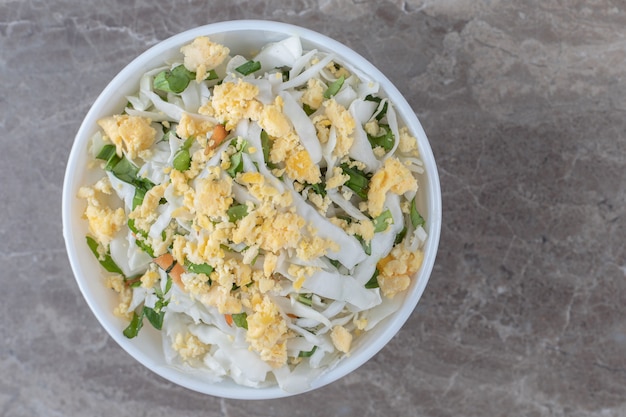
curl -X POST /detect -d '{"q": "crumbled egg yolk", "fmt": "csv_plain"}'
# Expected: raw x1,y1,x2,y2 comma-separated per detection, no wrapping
78,181,125,247
246,294,289,367
176,112,215,141
285,149,321,184
129,182,168,232
330,325,353,354
398,126,419,155
172,332,210,362
201,79,262,130
97,115,156,159
180,36,229,82
301,78,325,110
367,157,418,217
105,275,133,320
258,96,291,138
376,245,424,297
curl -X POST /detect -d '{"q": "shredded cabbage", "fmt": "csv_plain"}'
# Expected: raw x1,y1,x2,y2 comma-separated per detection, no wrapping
79,35,428,392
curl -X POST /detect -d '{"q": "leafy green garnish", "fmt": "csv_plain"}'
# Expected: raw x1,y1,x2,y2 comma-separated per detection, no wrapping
225,139,248,177
410,198,425,228
86,236,123,275
340,163,370,199
235,60,261,76
373,209,393,233
227,204,248,223
367,124,395,152
123,311,144,338
297,293,313,307
143,305,165,330
324,75,345,99
232,312,248,329
185,260,214,276
365,94,388,121
96,144,154,192
172,136,194,172
205,69,219,81
127,219,155,257
302,103,316,116
394,226,407,244
154,65,195,94
365,269,380,289
298,345,318,358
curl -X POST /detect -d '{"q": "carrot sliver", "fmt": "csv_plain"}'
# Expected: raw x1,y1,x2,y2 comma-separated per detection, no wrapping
169,263,185,289
225,314,233,326
154,253,175,270
206,124,229,154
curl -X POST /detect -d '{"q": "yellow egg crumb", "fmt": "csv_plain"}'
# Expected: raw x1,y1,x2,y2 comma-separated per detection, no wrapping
398,126,419,155
78,185,125,247
180,36,230,82
330,325,353,353
285,149,321,184
323,99,355,157
172,332,209,362
301,78,325,110
203,79,261,130
246,295,289,367
176,113,215,140
105,275,133,320
376,245,424,297
367,157,418,217
97,115,156,159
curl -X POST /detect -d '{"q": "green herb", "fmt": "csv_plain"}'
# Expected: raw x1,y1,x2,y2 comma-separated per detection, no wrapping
127,219,155,257
143,305,165,330
132,187,147,210
329,259,342,269
356,235,372,256
298,345,317,358
205,69,219,81
232,312,248,329
323,75,345,99
225,140,248,177
154,65,196,94
227,204,248,223
86,236,123,275
365,269,380,289
302,103,316,116
373,209,393,233
410,198,425,228
96,144,154,191
172,137,194,172
123,310,144,338
226,152,243,177
235,60,261,76
394,226,407,244
367,124,394,152
185,260,214,276
297,293,313,307
340,163,370,199
365,94,388,121
308,181,327,197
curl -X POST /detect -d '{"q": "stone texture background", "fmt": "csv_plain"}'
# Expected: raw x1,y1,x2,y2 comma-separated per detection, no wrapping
2,0,625,416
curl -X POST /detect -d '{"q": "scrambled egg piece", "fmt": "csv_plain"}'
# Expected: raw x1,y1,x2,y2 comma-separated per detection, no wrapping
193,167,233,221
176,113,215,140
324,99,355,157
180,36,230,82
398,126,419,155
172,332,210,362
376,245,424,297
325,166,350,189
269,130,299,165
202,80,262,130
330,325,352,354
367,157,418,217
97,115,156,159
78,182,125,247
301,78,325,110
258,96,291,138
285,149,321,184
139,265,160,288
129,182,168,232
246,294,289,367
105,275,133,320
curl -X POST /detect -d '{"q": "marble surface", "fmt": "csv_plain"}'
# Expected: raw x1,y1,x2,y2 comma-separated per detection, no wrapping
2,0,626,415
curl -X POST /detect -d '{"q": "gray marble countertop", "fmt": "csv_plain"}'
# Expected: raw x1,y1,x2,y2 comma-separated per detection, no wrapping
2,1,625,416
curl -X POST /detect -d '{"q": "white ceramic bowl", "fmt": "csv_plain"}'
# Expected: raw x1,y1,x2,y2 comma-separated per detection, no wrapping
62,20,441,399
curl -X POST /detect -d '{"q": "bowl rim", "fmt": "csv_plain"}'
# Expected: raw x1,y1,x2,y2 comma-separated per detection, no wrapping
62,19,442,400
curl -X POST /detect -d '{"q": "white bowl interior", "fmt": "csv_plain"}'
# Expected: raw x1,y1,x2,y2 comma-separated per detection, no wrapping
62,19,441,399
